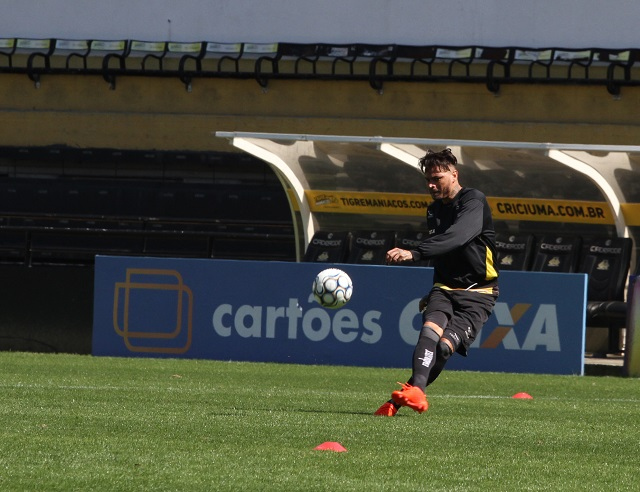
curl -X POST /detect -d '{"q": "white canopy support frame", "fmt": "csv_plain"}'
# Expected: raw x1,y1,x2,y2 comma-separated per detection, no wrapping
547,149,629,239
229,136,312,260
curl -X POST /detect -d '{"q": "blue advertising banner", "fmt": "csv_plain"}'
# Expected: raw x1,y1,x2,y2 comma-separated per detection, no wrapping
93,256,587,375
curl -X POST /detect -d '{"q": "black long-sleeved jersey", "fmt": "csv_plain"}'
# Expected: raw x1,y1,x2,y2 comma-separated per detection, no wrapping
410,188,499,291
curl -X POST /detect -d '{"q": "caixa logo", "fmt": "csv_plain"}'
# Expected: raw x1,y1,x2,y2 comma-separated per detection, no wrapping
473,302,560,351
398,301,561,351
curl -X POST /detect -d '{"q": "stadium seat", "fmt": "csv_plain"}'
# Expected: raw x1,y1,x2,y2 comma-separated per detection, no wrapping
19,38,55,87
0,38,16,67
513,47,555,79
579,237,633,354
368,45,398,91
289,44,323,74
476,46,512,93
494,232,535,271
248,43,287,86
206,42,244,72
579,237,633,302
92,39,128,59
315,44,358,74
243,43,279,59
347,230,396,265
99,40,130,88
53,39,92,69
303,231,350,263
392,44,437,76
530,235,581,273
341,43,395,78
434,45,476,76
242,42,280,85
169,41,206,90
0,227,27,264
144,234,211,258
128,40,168,70
553,48,594,79
211,221,295,261
599,48,638,96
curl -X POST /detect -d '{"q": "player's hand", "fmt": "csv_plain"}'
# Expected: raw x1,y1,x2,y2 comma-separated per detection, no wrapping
386,247,413,264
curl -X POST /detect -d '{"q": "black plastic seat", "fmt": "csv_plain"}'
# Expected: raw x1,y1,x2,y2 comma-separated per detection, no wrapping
303,231,350,263
531,235,581,273
578,237,633,354
495,232,535,271
346,230,396,265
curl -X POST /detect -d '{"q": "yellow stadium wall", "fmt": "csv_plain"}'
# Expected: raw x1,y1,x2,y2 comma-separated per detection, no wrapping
0,73,639,153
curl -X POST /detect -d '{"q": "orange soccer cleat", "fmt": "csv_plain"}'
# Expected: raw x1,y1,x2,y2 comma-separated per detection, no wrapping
373,401,398,417
391,382,429,413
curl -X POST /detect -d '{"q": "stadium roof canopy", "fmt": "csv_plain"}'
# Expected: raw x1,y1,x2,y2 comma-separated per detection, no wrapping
216,132,640,261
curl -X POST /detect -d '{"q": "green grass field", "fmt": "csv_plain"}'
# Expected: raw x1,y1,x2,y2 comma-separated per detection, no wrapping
1,352,638,491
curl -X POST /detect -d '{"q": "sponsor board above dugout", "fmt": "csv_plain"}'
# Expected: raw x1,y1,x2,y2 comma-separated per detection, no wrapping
93,256,587,375
304,190,635,225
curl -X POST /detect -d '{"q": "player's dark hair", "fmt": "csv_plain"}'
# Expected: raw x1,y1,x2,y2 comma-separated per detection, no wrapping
418,148,457,174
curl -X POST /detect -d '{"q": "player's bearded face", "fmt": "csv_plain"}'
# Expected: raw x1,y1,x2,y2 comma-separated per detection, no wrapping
426,168,458,201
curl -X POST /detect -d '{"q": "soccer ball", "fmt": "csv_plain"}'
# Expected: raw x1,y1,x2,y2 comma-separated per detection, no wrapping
312,268,353,309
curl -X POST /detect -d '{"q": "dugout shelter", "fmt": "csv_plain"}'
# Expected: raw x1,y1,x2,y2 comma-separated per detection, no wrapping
216,132,639,261
217,131,640,356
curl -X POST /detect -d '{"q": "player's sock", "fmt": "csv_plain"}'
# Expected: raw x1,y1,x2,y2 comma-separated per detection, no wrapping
426,353,448,386
386,399,401,409
427,340,454,387
409,326,440,390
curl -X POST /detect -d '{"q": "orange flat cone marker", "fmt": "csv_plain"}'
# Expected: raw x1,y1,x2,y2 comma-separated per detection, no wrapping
314,441,347,452
512,392,533,399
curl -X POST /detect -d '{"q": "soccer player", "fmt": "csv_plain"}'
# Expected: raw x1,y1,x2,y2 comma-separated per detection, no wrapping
375,148,499,416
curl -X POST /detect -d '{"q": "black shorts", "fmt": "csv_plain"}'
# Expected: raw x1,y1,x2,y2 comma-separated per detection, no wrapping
421,287,498,356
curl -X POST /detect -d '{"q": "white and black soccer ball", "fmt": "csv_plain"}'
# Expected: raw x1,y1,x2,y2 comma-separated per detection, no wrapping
312,268,353,309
